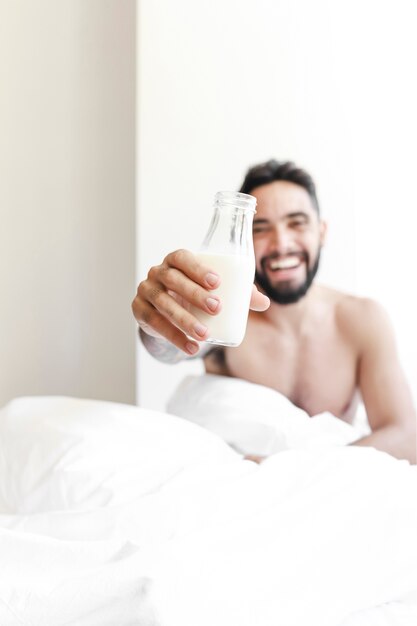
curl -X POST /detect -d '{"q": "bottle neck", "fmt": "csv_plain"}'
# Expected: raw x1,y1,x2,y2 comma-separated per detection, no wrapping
201,193,256,256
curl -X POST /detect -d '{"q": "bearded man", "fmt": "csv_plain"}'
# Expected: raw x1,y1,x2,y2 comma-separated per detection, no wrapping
132,160,416,463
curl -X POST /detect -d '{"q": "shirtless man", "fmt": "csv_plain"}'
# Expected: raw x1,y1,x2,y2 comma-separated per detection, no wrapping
132,159,416,463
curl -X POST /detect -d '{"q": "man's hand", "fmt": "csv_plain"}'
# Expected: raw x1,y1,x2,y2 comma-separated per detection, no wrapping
132,249,270,356
244,454,267,464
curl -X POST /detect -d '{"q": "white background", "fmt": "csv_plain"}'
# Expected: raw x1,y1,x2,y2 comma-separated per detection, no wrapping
1,1,415,410
137,0,417,411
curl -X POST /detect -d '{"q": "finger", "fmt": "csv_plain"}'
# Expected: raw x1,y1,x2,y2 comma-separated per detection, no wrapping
164,249,220,289
156,266,222,315
144,286,211,342
138,300,201,355
249,285,270,311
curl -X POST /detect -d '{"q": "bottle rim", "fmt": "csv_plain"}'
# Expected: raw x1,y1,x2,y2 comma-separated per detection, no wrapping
214,191,257,212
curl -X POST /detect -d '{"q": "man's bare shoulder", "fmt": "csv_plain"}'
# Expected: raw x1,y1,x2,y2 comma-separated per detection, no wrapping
318,285,392,346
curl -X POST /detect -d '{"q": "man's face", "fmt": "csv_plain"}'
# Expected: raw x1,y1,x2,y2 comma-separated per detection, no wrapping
251,181,326,305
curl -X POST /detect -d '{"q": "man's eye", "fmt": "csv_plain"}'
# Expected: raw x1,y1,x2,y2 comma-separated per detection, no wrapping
253,225,270,234
290,219,308,228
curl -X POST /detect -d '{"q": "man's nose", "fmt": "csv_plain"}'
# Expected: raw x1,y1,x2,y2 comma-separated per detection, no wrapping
269,227,293,253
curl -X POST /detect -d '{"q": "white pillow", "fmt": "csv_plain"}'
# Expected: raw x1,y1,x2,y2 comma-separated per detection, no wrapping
167,374,361,456
0,396,236,514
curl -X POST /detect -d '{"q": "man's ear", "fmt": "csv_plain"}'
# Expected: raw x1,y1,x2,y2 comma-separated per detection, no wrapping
319,220,328,246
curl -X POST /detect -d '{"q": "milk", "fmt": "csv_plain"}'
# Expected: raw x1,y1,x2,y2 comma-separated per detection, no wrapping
191,251,255,347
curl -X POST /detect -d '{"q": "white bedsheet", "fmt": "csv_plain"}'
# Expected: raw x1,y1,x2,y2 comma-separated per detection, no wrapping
0,395,416,625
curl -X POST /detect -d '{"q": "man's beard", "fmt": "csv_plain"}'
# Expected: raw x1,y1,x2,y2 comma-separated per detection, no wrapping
255,249,321,305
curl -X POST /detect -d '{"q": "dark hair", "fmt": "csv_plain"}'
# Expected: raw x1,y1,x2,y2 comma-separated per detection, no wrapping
239,159,320,214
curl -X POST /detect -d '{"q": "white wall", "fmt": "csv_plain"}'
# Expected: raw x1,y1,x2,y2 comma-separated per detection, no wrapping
137,0,416,410
0,0,136,406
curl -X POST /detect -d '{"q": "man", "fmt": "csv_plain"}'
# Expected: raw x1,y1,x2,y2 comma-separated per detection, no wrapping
132,160,416,463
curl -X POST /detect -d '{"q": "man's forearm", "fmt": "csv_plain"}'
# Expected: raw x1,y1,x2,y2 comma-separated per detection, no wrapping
352,424,416,464
139,328,186,364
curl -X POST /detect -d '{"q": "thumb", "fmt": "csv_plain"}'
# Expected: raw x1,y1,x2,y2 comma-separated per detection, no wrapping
249,284,270,312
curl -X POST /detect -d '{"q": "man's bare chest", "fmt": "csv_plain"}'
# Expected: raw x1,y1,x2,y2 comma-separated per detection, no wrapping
222,325,358,418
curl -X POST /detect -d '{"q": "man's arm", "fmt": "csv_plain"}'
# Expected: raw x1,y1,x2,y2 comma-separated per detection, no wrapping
139,328,187,364
353,299,416,463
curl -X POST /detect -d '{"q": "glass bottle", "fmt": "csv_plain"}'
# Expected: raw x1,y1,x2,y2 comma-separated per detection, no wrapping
191,190,257,347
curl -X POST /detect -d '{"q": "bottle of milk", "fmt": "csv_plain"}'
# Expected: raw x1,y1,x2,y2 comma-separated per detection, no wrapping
191,191,256,347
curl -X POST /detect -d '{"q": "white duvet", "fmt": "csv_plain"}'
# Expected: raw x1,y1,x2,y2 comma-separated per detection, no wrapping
0,389,416,625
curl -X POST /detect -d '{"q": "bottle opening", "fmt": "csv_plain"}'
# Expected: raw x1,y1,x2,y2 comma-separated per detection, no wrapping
215,191,257,212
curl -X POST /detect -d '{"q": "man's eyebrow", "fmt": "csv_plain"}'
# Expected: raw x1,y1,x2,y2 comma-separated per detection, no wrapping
253,211,310,224
253,218,270,224
285,211,310,219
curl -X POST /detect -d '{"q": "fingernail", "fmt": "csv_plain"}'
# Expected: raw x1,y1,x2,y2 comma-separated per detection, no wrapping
205,272,219,287
185,342,199,355
206,297,220,312
194,322,208,337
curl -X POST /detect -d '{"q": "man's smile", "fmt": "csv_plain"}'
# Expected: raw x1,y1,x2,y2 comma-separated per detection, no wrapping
262,253,308,281
268,256,302,271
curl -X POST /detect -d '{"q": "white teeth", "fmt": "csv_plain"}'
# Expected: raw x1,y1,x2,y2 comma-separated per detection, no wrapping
269,257,300,270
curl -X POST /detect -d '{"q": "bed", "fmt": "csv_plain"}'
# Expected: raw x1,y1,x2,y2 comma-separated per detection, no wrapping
0,385,416,625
